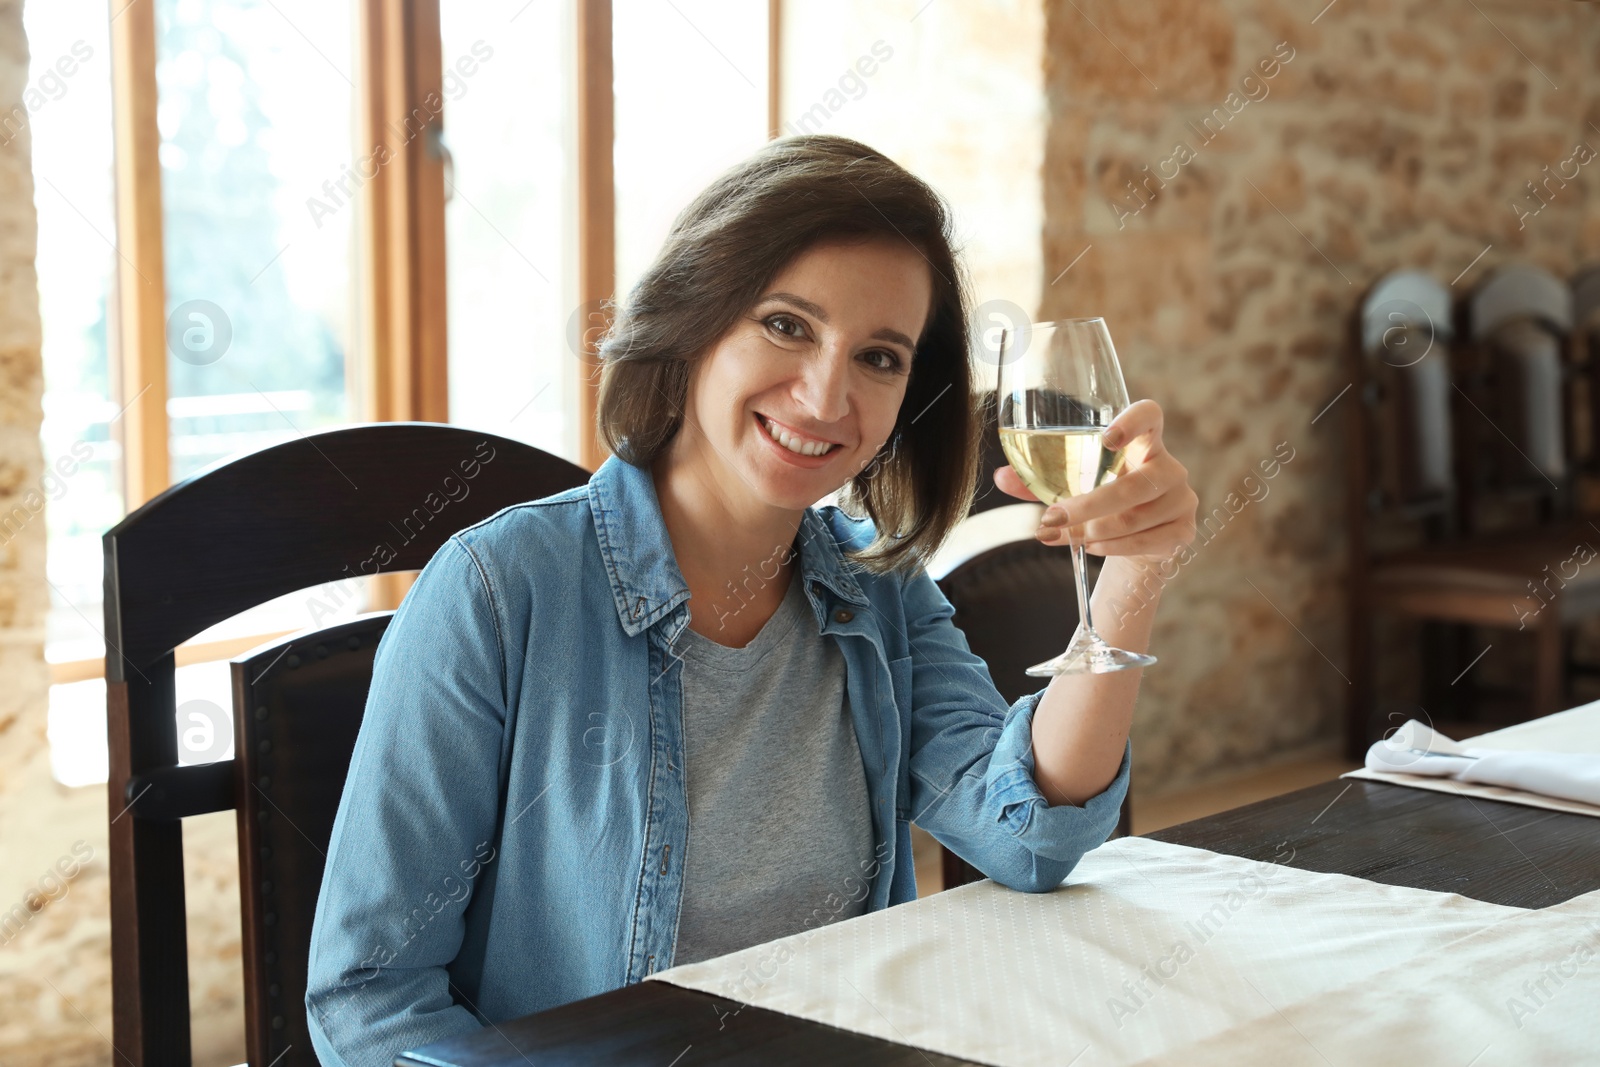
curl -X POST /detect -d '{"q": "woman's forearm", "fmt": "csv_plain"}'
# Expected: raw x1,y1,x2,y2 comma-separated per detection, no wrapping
1029,555,1166,807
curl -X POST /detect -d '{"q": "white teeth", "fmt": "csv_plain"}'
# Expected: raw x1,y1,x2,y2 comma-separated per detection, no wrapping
760,415,834,457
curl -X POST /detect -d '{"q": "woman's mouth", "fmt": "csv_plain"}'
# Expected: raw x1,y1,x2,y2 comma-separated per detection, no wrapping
756,414,843,460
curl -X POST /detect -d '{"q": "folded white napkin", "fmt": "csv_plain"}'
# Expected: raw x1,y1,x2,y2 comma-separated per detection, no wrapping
1367,719,1600,806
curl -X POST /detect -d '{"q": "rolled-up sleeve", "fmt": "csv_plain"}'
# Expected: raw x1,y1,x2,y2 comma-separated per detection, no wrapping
901,567,1131,893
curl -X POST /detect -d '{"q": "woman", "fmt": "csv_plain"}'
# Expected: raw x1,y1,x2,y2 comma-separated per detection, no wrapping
305,135,1197,1066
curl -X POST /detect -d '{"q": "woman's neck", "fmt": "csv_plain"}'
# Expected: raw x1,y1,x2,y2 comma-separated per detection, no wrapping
651,442,807,640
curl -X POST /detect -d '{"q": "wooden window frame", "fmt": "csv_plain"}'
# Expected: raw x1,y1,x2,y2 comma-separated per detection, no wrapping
768,0,782,139
576,0,612,472
362,0,448,427
109,0,167,511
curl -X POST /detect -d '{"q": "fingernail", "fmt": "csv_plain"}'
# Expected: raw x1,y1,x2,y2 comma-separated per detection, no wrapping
1043,506,1067,525
1103,431,1122,450
1037,525,1060,542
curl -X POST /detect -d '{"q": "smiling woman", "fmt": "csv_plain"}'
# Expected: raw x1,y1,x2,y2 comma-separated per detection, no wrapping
304,134,1160,1067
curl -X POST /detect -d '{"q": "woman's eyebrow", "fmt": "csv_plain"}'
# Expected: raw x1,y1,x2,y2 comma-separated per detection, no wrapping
760,291,917,352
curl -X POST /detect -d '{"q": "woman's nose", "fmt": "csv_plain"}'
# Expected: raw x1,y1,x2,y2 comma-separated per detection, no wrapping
797,348,850,423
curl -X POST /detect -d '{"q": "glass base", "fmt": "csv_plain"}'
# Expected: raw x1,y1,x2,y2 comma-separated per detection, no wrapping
1026,633,1156,676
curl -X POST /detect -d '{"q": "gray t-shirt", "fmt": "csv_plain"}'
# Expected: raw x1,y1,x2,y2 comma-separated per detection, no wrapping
671,571,876,966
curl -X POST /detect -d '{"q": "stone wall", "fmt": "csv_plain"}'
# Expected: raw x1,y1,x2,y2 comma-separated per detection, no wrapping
0,0,75,1059
0,2,42,673
1042,0,1600,782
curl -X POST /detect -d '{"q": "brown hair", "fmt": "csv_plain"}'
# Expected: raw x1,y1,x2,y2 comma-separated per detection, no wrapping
595,134,980,575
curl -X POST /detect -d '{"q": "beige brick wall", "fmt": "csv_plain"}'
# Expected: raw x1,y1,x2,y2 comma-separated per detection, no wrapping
0,0,45,705
0,0,84,1060
1043,0,1600,782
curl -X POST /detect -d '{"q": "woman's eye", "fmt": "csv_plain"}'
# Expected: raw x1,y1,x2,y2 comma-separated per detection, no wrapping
863,349,903,372
765,314,804,339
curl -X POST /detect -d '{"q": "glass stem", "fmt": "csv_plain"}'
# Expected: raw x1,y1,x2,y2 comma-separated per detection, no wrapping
1073,541,1096,640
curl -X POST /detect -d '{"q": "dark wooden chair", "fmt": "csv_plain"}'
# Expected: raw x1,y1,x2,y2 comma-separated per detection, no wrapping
1346,269,1600,759
1458,263,1576,523
104,423,591,1066
1459,264,1600,700
1573,263,1600,477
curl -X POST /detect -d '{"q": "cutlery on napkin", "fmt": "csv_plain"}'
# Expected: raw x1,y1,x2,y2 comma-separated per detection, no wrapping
1366,719,1600,807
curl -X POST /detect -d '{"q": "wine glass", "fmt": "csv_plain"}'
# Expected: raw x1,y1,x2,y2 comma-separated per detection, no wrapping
995,317,1156,676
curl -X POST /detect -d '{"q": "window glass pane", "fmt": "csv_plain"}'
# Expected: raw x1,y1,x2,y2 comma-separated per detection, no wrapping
442,1,573,461
25,2,119,665
47,678,109,789
155,0,365,644
613,0,769,297
156,0,359,485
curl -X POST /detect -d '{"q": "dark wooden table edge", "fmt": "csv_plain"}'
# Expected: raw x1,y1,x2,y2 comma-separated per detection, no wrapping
1148,774,1600,909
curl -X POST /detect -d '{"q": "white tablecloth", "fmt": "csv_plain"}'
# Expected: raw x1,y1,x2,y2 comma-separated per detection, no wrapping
1342,700,1600,818
650,836,1557,1067
1134,882,1600,1066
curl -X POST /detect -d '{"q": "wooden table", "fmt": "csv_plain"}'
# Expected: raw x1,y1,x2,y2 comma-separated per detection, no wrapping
397,778,1600,1066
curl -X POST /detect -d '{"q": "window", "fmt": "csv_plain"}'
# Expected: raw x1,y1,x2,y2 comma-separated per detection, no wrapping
156,0,361,484
38,0,787,784
158,0,371,650
612,0,770,296
441,0,574,460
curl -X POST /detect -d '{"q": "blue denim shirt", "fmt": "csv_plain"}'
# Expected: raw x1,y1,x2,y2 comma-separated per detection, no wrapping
305,453,1132,1066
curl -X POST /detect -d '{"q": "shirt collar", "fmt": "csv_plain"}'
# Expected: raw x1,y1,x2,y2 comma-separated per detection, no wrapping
588,453,870,637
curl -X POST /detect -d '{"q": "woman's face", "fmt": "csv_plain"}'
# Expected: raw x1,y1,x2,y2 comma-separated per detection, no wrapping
671,237,934,512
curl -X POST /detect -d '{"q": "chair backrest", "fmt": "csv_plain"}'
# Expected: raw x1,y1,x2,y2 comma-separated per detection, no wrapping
935,540,1089,705
1463,264,1574,514
1571,263,1600,476
232,612,395,1067
1575,263,1600,343
104,422,591,1065
1350,270,1458,544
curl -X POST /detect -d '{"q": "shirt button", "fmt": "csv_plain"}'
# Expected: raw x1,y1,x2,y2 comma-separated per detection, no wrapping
834,609,854,623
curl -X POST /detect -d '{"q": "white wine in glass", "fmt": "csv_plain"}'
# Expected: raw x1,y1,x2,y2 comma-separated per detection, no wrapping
996,318,1156,675
997,427,1128,504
